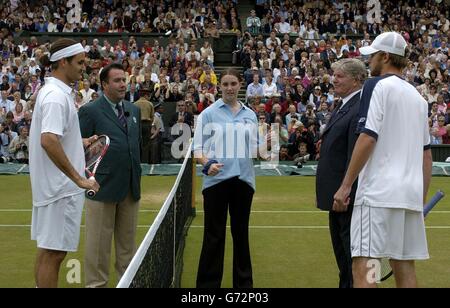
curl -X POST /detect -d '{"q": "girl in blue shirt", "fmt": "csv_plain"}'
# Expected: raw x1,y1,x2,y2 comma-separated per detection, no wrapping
194,68,258,288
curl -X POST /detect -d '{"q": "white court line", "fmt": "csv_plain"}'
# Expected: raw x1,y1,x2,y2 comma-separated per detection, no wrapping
0,209,32,212
189,225,450,229
3,209,450,214
0,209,325,213
1,225,450,229
0,209,161,212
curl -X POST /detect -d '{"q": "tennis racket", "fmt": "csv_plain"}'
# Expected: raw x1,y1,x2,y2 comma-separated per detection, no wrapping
85,135,110,197
379,190,445,282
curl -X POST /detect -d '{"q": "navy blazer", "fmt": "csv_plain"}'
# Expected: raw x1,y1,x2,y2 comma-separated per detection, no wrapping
316,93,360,211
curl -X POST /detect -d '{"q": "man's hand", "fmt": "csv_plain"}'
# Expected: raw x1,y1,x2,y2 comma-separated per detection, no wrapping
82,135,98,149
333,185,351,212
315,139,322,159
77,177,100,194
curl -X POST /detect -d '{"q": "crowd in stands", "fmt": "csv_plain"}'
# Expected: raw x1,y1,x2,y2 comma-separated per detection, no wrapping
240,0,450,162
1,0,450,165
0,0,241,36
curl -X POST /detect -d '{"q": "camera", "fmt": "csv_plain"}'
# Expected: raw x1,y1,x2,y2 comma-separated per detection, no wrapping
21,144,27,151
294,154,310,167
0,155,12,163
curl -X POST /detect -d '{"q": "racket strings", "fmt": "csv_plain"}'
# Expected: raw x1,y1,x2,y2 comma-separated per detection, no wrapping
85,137,108,168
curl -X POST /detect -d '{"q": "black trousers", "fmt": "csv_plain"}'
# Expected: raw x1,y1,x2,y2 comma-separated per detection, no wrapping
149,133,161,164
196,177,254,288
329,209,353,288
140,120,152,163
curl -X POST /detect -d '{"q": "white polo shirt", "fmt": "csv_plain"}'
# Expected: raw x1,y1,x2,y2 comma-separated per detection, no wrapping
29,77,85,207
355,74,430,211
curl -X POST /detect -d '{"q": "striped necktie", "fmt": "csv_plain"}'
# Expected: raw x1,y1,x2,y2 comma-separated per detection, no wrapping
116,103,127,128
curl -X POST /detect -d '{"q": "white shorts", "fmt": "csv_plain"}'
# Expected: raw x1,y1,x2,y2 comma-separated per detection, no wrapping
31,193,85,252
351,205,429,260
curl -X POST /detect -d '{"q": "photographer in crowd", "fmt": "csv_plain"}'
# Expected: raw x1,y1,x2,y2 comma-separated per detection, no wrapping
0,121,17,163
8,125,29,164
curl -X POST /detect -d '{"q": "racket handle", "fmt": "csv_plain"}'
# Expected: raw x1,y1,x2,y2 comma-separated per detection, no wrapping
87,176,96,197
424,190,445,217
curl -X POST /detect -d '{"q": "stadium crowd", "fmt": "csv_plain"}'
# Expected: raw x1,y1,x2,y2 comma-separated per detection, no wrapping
1,0,450,165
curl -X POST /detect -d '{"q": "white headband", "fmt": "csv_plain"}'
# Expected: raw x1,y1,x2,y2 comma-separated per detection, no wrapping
50,43,84,62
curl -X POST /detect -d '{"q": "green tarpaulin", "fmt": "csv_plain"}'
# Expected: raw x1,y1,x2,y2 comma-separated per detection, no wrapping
1,162,449,177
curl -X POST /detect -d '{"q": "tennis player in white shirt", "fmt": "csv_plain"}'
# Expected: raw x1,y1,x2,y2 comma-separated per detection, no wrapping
334,32,432,288
30,38,99,288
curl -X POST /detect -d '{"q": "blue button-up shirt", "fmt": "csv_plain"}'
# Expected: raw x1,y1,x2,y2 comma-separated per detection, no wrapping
0,99,15,113
246,82,264,100
193,99,257,191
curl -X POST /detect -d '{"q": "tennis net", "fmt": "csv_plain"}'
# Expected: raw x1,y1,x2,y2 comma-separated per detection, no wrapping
117,143,195,288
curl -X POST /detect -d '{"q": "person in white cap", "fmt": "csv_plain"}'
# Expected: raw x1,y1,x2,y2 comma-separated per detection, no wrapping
29,38,99,287
334,32,432,288
28,58,40,76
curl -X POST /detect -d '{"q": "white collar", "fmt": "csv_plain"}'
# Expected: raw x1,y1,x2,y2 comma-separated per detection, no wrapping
341,89,361,108
44,77,73,95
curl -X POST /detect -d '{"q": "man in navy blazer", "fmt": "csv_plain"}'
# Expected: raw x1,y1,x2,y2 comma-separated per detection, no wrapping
315,58,367,288
79,63,142,288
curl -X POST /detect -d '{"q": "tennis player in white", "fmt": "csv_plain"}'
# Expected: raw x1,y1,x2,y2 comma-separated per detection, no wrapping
30,38,99,288
333,32,433,288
